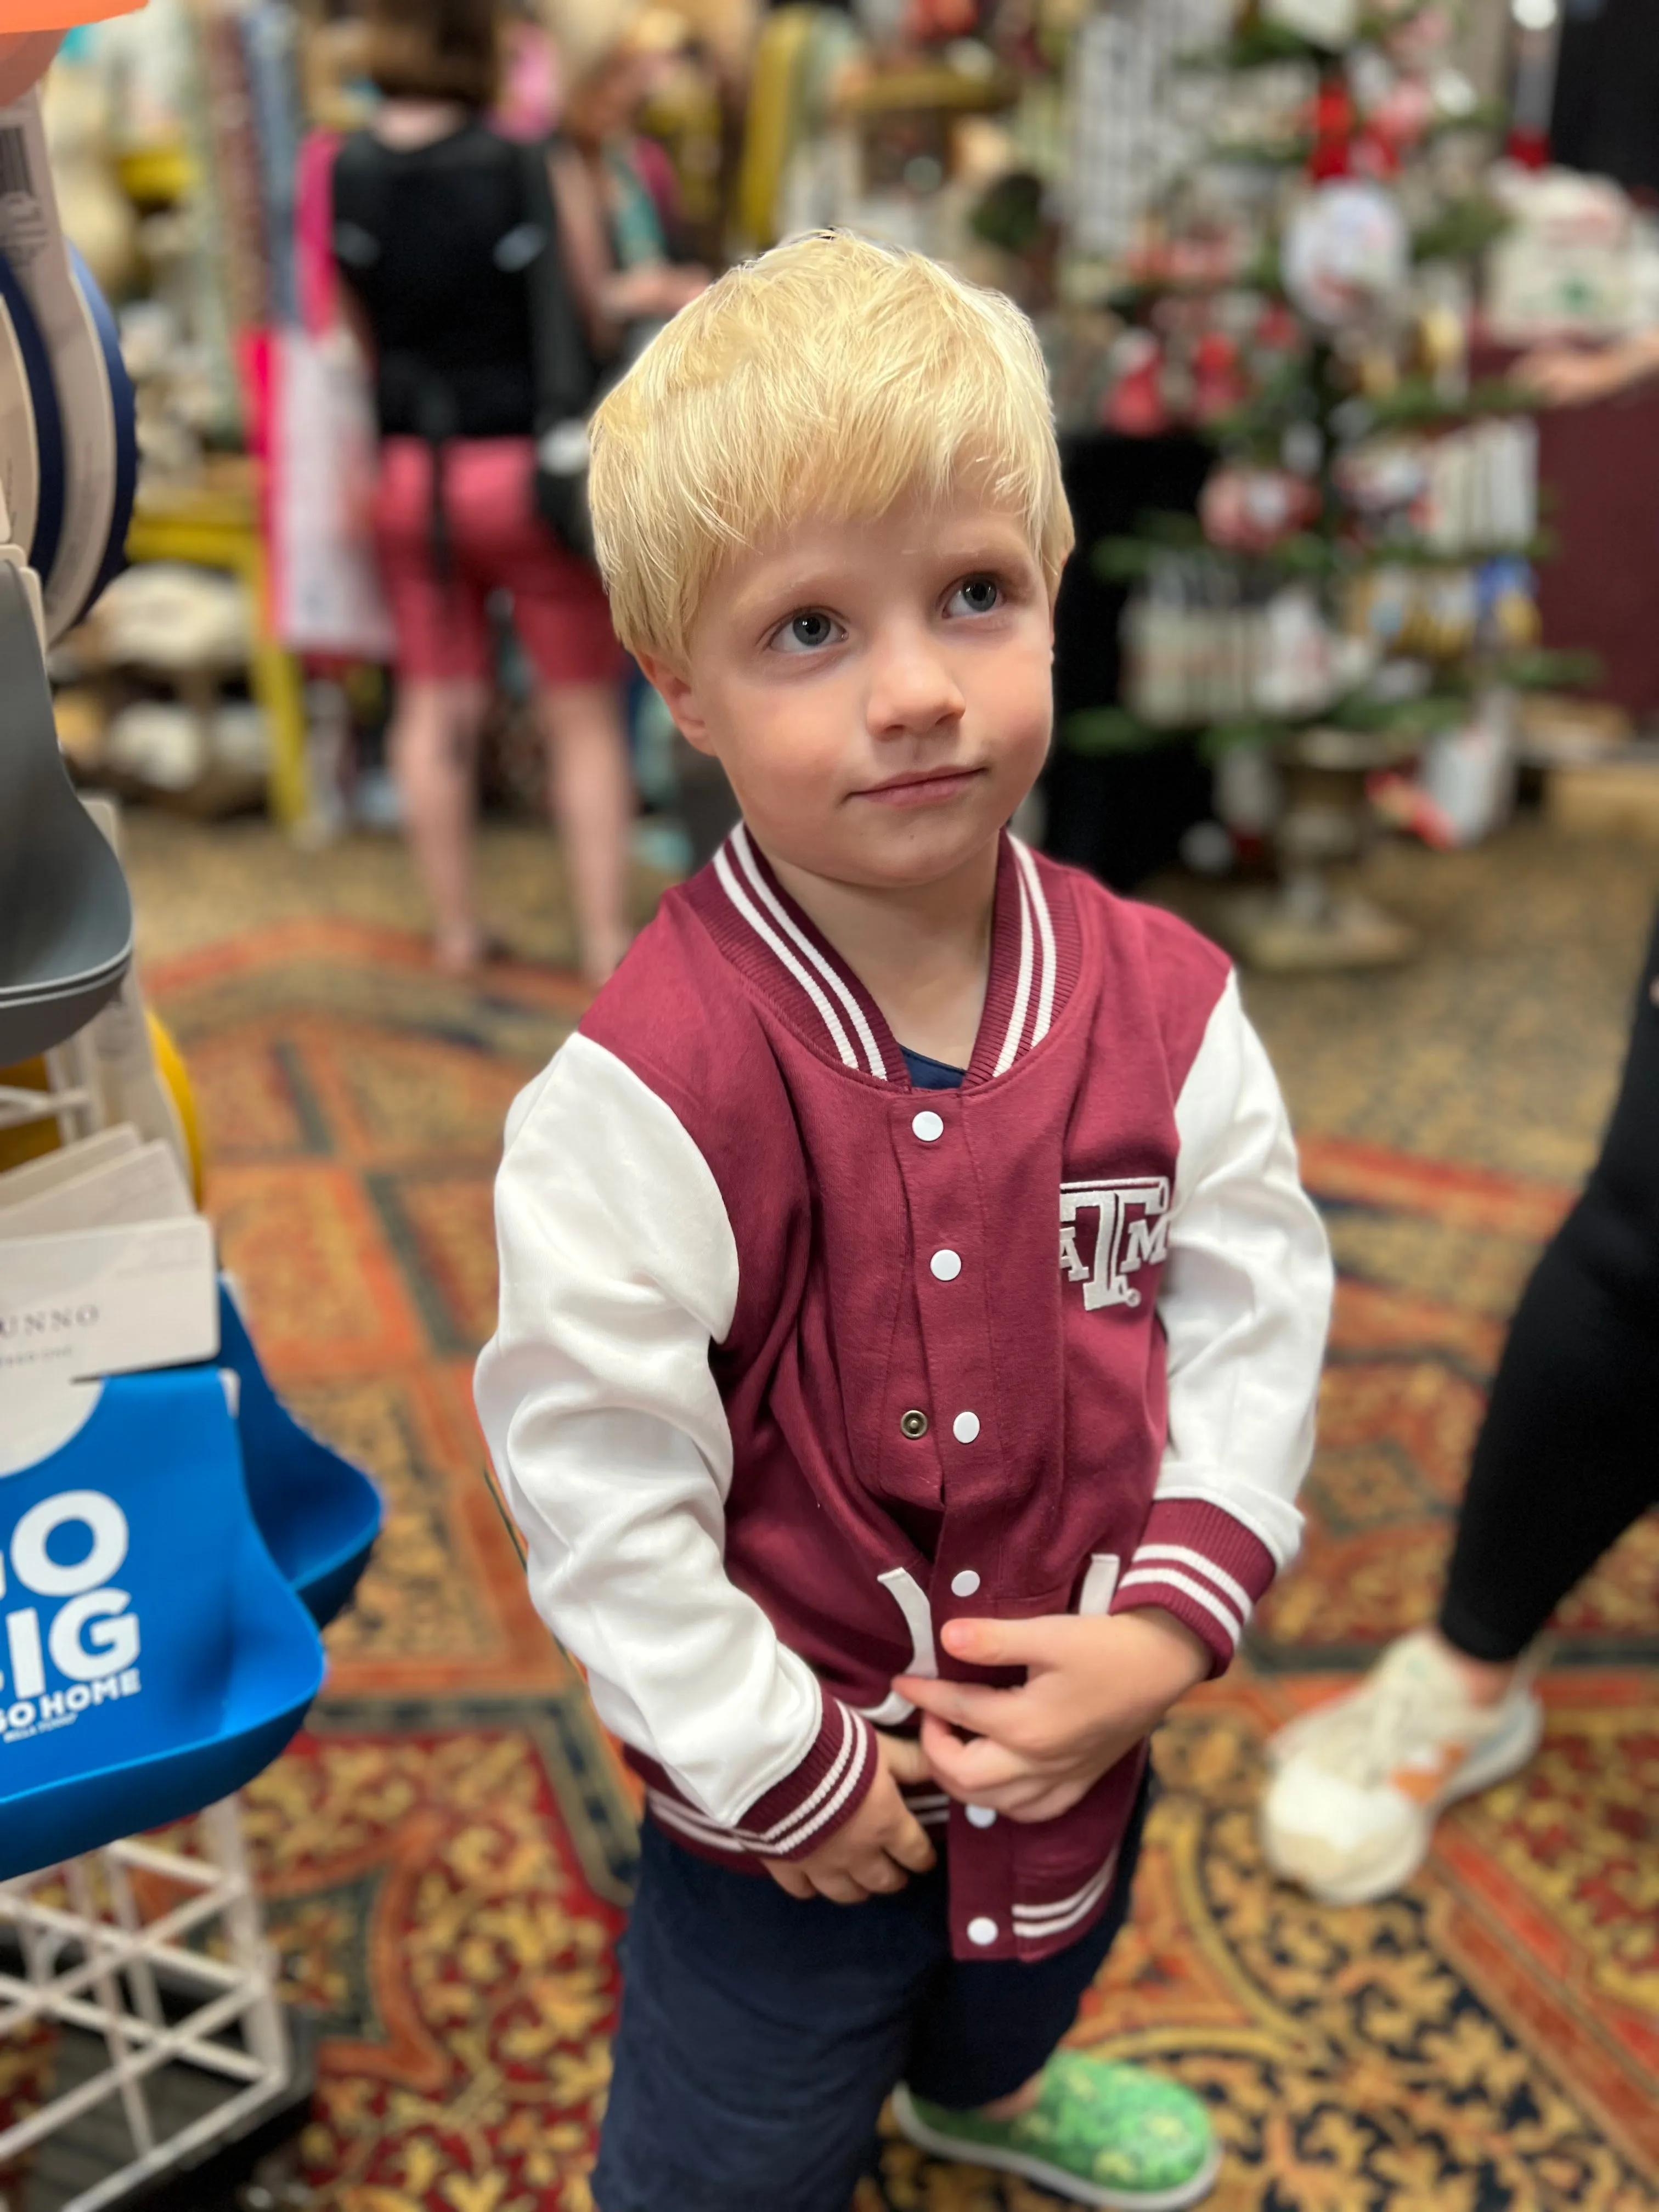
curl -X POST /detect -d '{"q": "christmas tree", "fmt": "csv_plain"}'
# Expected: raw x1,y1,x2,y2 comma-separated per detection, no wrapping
1062,0,1590,967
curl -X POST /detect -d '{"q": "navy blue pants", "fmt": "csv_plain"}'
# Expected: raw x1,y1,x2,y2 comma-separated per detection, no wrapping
591,1774,1152,2212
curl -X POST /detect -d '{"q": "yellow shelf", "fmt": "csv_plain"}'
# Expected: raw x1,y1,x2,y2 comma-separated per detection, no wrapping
125,484,309,830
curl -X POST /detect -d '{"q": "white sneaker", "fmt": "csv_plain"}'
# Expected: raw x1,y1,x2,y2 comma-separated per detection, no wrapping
1260,1628,1544,1905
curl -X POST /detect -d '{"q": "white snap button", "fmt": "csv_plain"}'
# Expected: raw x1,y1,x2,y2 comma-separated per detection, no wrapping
950,1568,981,1598
929,1249,962,1281
967,1916,998,1946
952,1410,980,1444
911,1109,944,1142
965,1803,997,1829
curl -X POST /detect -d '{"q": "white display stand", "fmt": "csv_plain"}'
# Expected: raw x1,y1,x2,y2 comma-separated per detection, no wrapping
1,88,315,2194
0,1035,101,1153
0,1803,294,2212
1,808,306,2203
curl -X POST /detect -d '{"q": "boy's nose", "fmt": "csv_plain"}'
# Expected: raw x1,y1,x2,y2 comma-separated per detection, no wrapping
866,631,966,740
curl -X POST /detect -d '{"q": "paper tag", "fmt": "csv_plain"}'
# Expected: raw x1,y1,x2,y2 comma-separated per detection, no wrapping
0,1139,191,1240
0,1215,217,1395
0,1125,140,1209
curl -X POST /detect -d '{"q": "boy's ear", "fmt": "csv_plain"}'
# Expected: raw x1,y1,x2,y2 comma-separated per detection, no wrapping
636,651,715,755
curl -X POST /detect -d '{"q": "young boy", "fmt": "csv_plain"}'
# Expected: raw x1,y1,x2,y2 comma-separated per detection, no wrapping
475,232,1333,2211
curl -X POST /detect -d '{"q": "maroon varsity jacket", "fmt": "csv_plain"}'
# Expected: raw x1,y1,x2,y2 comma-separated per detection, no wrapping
477,827,1331,1960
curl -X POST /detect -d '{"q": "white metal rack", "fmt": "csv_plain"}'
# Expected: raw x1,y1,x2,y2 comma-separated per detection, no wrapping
2,826,306,2204
0,1036,101,1153
0,1804,294,2212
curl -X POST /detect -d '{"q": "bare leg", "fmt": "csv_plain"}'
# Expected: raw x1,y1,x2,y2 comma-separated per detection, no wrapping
538,677,635,986
388,675,490,972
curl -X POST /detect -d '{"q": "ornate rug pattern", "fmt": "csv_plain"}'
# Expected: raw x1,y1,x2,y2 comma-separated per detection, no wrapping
139,867,1657,2212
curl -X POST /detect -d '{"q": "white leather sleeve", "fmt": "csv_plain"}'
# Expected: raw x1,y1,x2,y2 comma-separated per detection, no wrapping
473,1031,826,1826
1155,971,1334,1567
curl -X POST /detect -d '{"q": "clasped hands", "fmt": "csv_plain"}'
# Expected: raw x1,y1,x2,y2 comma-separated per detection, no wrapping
763,1606,1208,1905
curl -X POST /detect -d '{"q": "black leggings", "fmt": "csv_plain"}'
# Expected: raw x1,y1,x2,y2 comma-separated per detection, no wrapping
1438,906,1659,1664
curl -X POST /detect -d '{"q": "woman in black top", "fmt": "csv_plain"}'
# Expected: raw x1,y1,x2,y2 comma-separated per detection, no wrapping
333,0,689,983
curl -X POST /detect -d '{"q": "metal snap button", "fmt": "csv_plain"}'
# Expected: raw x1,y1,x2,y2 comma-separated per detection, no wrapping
900,1409,929,1439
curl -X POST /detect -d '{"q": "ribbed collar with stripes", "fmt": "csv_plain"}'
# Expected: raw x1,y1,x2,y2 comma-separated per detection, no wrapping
688,822,1077,1088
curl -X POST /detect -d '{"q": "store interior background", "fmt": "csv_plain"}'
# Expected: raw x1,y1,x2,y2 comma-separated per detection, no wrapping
3,0,1658,2205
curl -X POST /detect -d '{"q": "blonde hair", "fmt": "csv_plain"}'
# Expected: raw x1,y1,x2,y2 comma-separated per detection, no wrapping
588,231,1075,667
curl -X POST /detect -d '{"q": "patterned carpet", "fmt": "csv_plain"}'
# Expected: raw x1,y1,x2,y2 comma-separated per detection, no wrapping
120,813,1658,2212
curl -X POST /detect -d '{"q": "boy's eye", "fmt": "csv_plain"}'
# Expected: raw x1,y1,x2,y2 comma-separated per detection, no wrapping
770,610,843,654
949,575,1002,617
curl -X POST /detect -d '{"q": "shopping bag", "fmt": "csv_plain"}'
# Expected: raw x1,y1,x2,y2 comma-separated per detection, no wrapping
266,322,395,661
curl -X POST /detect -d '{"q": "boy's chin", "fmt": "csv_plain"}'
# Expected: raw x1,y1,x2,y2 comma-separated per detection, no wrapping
821,814,1009,891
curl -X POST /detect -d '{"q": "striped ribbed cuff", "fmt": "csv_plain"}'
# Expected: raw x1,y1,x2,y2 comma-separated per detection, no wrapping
1110,1498,1277,1677
733,1699,877,1863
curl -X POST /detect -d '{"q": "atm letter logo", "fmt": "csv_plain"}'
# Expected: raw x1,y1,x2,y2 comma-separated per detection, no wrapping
1059,1178,1171,1311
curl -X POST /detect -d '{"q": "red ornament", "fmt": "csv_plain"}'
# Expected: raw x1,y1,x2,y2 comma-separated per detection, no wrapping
1257,301,1302,353
1308,76,1355,180
1505,126,1549,170
1200,465,1320,552
1352,125,1401,179
1103,332,1172,437
1192,330,1250,424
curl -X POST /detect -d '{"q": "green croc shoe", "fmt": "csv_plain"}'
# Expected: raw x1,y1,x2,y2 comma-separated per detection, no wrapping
892,2051,1220,2210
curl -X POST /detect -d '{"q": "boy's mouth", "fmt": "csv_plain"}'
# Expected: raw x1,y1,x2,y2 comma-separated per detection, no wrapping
854,766,985,809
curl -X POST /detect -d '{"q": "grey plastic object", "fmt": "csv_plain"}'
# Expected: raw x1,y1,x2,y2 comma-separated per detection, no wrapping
0,561,133,1063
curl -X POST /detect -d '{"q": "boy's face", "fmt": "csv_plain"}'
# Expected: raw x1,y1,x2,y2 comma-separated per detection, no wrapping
641,490,1055,893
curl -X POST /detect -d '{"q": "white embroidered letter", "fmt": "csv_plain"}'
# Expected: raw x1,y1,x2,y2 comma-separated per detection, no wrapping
1059,1178,1171,1311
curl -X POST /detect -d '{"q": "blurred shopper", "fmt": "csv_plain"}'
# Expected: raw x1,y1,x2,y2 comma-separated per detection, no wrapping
1517,324,1659,408
557,11,712,332
1550,0,1659,201
548,8,730,855
1262,922,1659,1901
495,0,563,140
1261,339,1659,1905
332,0,636,983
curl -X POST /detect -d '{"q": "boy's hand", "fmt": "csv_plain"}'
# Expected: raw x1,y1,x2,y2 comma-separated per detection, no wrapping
763,1731,936,1904
896,1608,1209,1825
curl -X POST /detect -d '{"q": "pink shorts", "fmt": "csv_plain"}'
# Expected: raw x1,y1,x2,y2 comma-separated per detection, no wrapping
373,436,625,687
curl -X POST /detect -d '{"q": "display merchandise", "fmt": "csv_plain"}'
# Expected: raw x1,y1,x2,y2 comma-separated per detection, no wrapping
1065,0,1233,262
0,565,133,1065
0,92,137,643
0,43,381,2205
1057,0,1593,966
19,8,314,826
1484,162,1659,343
